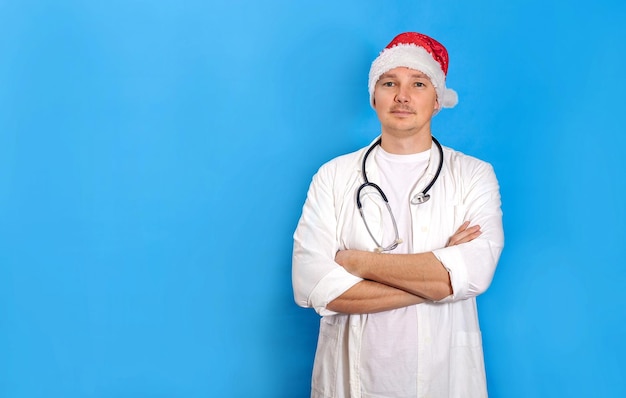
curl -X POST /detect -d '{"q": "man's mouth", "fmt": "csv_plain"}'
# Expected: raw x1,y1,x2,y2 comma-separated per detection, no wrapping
390,107,415,115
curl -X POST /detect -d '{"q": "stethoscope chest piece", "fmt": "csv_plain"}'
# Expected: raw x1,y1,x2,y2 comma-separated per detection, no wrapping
410,192,431,205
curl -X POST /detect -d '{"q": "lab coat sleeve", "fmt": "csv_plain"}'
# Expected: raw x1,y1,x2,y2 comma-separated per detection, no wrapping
292,161,363,316
432,160,504,302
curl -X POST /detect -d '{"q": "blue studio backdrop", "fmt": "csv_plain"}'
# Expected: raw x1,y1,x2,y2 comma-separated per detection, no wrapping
1,1,625,397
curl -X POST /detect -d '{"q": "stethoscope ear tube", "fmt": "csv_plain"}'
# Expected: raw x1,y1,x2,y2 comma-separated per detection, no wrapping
360,138,382,185
419,136,444,198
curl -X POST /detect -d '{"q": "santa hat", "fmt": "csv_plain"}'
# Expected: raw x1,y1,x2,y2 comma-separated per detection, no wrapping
368,32,458,110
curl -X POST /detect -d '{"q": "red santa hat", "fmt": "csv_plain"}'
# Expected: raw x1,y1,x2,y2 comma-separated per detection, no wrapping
368,32,458,110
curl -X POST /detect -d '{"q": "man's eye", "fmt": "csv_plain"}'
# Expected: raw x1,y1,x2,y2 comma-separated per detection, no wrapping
414,82,425,87
382,81,394,87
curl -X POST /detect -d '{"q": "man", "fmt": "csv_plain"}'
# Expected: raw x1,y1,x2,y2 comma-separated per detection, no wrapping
292,32,504,398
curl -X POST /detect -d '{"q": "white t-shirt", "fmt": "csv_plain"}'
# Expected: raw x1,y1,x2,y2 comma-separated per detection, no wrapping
357,147,430,396
376,146,430,255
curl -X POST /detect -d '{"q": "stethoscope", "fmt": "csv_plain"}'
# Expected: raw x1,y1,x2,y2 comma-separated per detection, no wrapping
356,136,444,252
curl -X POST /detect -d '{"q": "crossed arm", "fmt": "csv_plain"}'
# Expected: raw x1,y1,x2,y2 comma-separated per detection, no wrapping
326,221,481,314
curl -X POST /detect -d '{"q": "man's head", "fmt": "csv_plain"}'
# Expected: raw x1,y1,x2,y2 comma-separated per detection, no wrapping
368,32,458,111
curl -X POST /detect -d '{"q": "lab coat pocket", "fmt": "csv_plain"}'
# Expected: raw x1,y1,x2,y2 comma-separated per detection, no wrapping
453,204,468,231
427,203,468,249
311,317,341,397
449,331,487,398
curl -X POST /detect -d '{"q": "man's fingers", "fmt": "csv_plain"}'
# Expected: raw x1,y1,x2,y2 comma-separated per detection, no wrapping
447,224,481,246
455,221,470,234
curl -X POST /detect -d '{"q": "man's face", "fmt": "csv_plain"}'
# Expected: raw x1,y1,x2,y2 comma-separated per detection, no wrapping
373,67,439,139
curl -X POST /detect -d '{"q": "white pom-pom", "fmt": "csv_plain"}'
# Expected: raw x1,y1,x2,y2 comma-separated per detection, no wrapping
441,88,459,108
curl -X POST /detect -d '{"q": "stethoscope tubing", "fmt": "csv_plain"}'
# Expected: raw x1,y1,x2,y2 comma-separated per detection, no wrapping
355,136,444,252
356,136,444,209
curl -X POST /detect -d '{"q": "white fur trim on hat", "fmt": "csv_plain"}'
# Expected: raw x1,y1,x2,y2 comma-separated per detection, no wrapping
368,44,458,110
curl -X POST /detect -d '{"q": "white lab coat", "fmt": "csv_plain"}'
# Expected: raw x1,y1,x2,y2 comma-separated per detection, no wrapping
292,138,504,398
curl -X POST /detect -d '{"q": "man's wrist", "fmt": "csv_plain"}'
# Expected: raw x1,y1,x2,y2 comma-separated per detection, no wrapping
356,250,379,279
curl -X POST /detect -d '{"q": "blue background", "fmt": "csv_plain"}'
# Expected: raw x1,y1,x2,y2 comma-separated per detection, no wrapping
1,1,625,397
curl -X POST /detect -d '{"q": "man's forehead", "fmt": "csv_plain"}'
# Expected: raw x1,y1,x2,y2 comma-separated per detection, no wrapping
380,68,430,79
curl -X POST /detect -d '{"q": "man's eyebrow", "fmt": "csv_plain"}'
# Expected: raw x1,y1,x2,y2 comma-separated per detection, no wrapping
379,73,397,80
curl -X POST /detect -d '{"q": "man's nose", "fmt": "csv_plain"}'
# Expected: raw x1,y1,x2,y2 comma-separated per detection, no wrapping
395,85,410,103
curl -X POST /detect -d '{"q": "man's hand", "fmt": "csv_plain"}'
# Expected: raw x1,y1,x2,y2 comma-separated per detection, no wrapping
335,249,365,277
447,221,481,247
